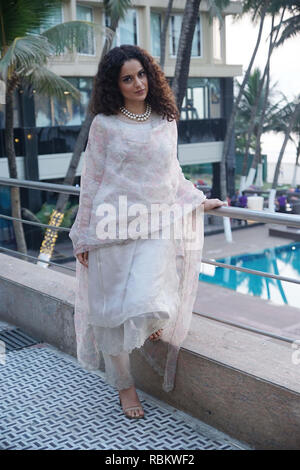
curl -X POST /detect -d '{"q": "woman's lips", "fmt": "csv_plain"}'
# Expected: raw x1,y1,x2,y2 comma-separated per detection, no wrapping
135,89,146,94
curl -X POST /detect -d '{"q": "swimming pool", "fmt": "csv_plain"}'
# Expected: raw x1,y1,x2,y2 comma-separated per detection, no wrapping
199,242,300,309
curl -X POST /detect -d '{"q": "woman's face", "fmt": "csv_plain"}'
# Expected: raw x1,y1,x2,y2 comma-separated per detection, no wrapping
118,59,148,105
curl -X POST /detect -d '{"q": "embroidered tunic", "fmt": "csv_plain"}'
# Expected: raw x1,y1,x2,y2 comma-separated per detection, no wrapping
69,112,206,392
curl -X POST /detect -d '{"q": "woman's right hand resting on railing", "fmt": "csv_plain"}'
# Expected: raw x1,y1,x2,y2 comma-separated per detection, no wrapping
77,251,89,268
203,198,227,212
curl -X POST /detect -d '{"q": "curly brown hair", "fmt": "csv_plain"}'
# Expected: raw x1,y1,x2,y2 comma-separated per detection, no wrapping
89,45,179,122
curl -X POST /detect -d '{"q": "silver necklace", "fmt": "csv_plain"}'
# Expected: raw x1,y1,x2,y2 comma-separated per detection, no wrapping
119,103,152,121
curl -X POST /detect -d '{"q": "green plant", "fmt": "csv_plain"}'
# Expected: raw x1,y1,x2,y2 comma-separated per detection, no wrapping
35,201,78,231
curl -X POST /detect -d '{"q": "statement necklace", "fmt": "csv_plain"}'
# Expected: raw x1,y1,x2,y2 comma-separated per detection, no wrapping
119,103,152,121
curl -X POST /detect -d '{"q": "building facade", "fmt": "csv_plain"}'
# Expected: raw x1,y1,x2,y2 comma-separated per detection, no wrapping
0,0,242,215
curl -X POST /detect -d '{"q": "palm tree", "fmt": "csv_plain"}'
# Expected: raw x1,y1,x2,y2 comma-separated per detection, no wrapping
159,0,174,71
0,0,107,256
220,0,270,200
272,96,300,188
222,0,300,200
269,97,300,211
243,7,286,189
37,0,132,267
236,68,283,191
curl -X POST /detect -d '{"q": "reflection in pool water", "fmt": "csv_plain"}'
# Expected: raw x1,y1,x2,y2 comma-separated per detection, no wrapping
199,242,300,308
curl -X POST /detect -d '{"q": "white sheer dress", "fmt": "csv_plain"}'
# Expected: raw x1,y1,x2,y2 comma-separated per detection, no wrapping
69,111,206,392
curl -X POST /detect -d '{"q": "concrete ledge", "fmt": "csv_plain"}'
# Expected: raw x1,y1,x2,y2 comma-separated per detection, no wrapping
0,253,300,449
0,253,76,357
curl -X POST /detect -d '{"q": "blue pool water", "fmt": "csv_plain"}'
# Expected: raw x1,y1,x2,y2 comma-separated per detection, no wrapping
199,242,300,309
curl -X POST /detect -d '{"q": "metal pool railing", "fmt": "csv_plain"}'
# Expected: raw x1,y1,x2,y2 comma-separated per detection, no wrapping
1,176,300,343
199,205,300,344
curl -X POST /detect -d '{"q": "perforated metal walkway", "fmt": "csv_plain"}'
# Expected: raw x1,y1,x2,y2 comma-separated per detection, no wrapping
0,323,249,450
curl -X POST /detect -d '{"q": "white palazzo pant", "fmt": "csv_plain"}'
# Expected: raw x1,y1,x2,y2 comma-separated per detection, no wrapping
87,236,180,391
101,350,134,390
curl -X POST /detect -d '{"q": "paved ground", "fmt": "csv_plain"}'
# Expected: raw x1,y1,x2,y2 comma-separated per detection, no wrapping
202,223,290,259
0,320,250,451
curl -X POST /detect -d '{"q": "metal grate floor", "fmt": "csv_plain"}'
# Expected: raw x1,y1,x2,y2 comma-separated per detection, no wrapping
0,328,40,351
0,330,249,450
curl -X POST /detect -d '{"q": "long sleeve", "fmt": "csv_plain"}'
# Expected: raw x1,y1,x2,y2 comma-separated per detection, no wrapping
69,115,107,257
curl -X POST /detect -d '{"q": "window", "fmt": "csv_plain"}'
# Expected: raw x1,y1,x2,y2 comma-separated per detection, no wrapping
150,12,161,57
169,14,201,57
34,77,93,127
105,9,138,47
213,17,221,60
76,5,95,55
179,78,221,120
0,88,20,129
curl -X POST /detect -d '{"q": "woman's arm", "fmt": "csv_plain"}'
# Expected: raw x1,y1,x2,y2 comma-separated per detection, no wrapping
170,119,226,211
69,115,107,258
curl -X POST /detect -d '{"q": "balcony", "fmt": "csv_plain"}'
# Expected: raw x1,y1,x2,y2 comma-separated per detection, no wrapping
0,177,300,450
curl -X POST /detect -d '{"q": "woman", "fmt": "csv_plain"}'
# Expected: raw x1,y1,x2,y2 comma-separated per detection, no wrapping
69,44,225,419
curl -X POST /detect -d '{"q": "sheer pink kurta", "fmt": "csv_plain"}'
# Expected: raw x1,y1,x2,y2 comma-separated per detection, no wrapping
69,112,206,392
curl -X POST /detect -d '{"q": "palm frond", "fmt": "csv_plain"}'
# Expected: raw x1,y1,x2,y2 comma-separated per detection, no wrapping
0,0,62,47
21,64,80,102
41,20,109,54
206,0,230,24
0,34,53,80
274,13,300,46
104,0,133,25
242,0,270,23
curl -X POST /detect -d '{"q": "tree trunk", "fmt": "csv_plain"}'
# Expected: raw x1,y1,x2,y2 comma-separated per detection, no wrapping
5,77,27,258
171,0,201,113
245,10,286,189
269,101,300,211
159,0,174,71
291,140,300,187
242,9,285,191
220,3,268,200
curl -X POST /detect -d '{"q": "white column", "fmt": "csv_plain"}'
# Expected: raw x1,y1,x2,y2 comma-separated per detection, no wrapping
70,0,76,21
143,5,151,52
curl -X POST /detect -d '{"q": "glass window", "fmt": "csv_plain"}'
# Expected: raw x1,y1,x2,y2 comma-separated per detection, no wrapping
76,5,95,55
169,14,201,57
34,94,52,127
151,12,161,57
180,78,221,120
0,89,20,129
105,9,138,47
34,77,93,127
213,17,221,60
0,104,5,129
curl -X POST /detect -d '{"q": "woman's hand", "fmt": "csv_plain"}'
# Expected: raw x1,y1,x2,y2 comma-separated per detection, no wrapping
203,198,227,212
77,251,89,268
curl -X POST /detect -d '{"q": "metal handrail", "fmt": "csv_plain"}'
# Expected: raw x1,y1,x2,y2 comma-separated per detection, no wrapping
193,311,297,344
1,176,300,281
1,176,300,227
0,213,70,231
0,176,79,195
201,257,300,285
0,245,75,272
1,176,300,343
205,205,300,228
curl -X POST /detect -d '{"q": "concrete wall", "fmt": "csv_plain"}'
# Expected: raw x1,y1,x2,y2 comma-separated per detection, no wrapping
1,252,299,449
